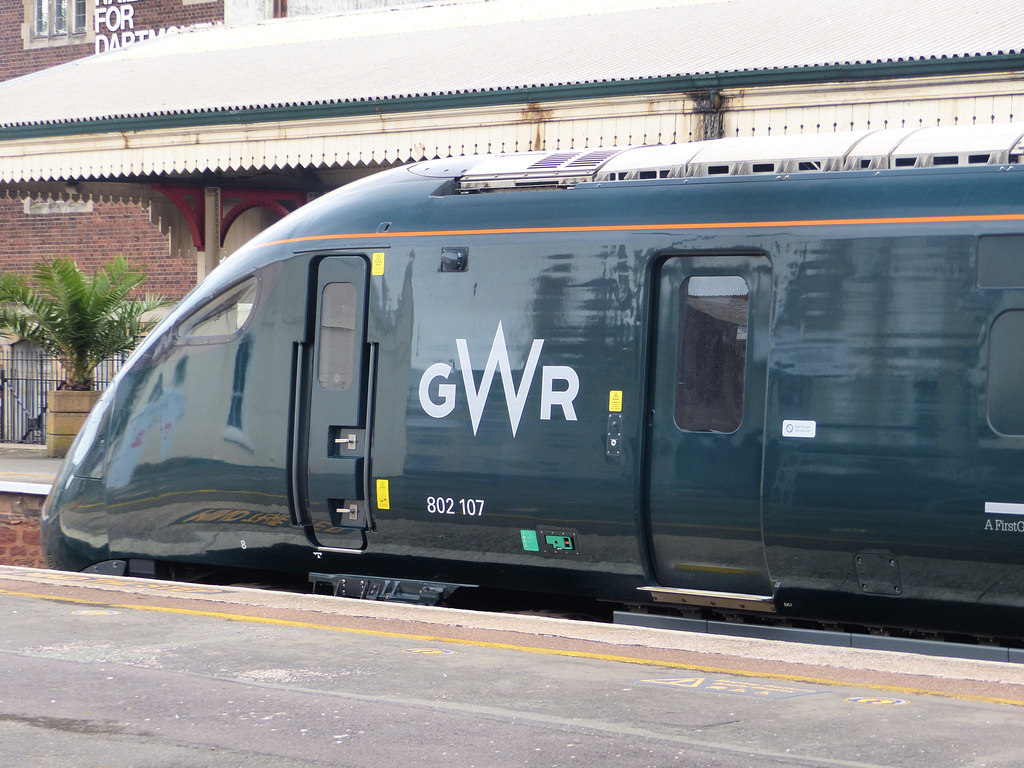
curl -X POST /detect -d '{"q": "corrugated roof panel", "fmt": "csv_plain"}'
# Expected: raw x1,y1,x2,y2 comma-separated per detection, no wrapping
0,0,1022,128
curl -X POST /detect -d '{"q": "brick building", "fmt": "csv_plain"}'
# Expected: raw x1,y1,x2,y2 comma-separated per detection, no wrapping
0,0,227,300
1,0,223,83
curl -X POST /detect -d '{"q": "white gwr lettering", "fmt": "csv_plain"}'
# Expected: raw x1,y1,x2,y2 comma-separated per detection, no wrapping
419,363,456,419
540,365,579,422
419,322,580,437
456,322,543,437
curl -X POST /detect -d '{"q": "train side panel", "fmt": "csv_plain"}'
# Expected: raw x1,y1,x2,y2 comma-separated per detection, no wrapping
359,232,648,596
764,228,1024,635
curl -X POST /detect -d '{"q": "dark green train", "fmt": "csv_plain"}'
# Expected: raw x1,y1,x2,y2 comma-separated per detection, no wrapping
42,125,1024,638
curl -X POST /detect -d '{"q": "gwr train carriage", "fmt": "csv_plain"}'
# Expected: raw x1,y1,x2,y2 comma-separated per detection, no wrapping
42,124,1024,638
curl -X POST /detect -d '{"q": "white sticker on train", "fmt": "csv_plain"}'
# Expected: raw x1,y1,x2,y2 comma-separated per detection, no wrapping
985,502,1024,516
419,322,579,437
782,420,817,439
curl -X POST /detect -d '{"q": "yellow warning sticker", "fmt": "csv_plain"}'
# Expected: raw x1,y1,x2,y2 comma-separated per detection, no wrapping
609,390,623,413
371,252,386,276
376,478,390,509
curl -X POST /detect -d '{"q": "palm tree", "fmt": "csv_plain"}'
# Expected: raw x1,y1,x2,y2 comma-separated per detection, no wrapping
0,256,169,390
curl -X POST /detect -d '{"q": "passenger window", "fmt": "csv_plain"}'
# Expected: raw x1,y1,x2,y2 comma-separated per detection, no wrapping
318,282,357,390
178,277,258,340
988,311,1024,435
675,275,749,433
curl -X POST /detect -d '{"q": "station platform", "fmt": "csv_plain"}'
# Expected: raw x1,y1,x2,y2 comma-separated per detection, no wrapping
0,442,60,494
0,443,59,569
2,565,1024,767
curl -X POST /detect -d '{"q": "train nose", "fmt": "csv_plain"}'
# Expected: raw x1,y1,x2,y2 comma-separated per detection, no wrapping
40,390,114,572
41,466,111,572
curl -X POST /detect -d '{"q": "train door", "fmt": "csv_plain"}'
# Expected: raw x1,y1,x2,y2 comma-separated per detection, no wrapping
643,253,774,608
293,255,375,552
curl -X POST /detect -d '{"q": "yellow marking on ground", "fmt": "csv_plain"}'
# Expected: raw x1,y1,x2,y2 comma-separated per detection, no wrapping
1,586,1022,707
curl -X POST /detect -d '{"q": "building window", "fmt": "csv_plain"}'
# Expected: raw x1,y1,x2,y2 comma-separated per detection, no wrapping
54,0,67,34
34,0,48,35
30,0,87,42
72,0,86,32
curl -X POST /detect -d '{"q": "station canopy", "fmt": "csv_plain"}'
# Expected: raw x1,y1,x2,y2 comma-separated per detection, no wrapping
2,0,1024,183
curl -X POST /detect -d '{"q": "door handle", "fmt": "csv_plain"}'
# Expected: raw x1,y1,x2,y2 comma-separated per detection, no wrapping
334,433,358,450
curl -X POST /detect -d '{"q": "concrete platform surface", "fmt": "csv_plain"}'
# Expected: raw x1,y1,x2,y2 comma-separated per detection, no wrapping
2,565,1024,768
0,443,61,493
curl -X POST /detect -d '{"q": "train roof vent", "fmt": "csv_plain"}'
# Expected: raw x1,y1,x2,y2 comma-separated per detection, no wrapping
682,132,873,177
844,125,1024,169
594,144,705,181
594,132,879,181
454,126,1024,192
459,149,628,191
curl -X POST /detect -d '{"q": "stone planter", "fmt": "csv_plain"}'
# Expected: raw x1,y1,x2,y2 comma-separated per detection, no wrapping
46,389,102,458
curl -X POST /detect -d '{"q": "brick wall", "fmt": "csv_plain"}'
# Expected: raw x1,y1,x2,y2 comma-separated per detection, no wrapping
0,0,90,83
0,197,195,301
1,0,225,83
0,493,45,568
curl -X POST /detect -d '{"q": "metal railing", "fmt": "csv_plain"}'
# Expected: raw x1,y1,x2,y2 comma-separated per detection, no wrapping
0,350,124,445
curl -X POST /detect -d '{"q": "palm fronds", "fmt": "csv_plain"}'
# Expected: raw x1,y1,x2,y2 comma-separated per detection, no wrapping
0,256,170,390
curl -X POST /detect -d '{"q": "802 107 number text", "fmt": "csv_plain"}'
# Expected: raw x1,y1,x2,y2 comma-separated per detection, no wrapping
427,497,485,517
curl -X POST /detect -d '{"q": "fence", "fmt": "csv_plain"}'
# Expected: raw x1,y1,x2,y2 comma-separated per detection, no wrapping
0,350,124,445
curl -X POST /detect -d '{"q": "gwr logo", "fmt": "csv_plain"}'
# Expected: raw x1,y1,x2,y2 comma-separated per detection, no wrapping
418,322,579,437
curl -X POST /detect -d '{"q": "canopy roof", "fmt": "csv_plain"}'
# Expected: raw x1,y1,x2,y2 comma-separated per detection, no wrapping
3,0,1023,135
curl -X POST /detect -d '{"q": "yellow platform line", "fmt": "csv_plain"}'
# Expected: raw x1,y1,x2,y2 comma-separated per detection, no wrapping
2,586,1021,707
